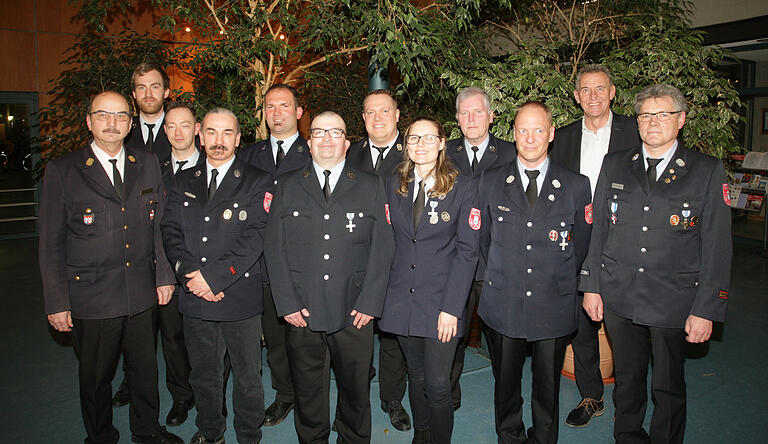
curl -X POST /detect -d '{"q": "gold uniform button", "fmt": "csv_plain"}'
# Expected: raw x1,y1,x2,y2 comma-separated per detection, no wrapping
121,207,126,212
125,243,130,249
75,275,80,281
123,225,128,230
125,261,131,267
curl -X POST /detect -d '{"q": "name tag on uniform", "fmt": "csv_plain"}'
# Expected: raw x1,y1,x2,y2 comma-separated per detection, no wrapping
611,183,624,190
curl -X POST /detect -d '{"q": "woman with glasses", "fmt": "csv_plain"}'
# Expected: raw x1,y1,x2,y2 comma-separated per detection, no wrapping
378,117,480,444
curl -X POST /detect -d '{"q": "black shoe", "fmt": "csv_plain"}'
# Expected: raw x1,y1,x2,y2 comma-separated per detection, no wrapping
565,397,605,428
381,400,412,432
188,431,224,444
166,401,194,426
112,385,131,407
131,427,184,444
412,429,430,444
263,400,294,426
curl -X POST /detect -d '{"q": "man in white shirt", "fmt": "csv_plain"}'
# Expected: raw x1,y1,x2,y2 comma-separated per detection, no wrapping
550,64,640,428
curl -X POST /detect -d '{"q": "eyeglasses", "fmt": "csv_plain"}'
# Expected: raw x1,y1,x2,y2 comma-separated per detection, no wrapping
405,134,441,145
310,128,345,139
90,111,132,122
637,111,681,122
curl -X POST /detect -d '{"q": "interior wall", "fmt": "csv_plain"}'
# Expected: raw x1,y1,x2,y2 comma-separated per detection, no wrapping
691,0,768,27
751,61,768,152
0,0,193,111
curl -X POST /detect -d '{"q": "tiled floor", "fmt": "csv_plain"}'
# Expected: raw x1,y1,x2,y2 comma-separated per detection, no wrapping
2,235,766,443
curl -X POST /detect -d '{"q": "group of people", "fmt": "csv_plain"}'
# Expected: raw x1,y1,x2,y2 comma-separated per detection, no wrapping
39,61,732,444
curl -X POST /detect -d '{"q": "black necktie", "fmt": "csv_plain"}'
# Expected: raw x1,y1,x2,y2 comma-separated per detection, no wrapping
471,146,479,172
175,160,188,176
145,123,155,152
276,140,285,169
373,145,387,173
323,170,332,201
525,169,539,208
646,157,662,190
208,168,218,200
413,179,425,230
109,159,123,200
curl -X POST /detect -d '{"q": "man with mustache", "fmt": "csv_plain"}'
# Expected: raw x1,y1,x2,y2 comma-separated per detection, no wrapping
162,107,273,444
124,63,172,162
39,91,183,444
113,67,196,428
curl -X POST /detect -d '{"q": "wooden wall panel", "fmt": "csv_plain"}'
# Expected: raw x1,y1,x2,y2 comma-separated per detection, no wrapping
0,30,37,91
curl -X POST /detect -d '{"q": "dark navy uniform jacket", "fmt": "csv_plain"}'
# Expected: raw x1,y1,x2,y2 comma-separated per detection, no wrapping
579,143,732,328
238,136,310,181
159,151,207,191
161,157,273,321
264,162,395,333
39,144,174,318
446,133,516,280
125,116,172,163
346,134,406,177
239,136,310,282
478,159,592,341
378,174,480,339
550,113,639,173
445,133,517,179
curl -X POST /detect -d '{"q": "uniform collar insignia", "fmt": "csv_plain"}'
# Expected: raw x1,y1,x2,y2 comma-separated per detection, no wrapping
85,157,95,167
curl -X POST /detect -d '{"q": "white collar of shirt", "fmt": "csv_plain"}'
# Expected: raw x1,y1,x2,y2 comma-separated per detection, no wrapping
642,140,678,181
464,134,490,166
313,160,346,193
579,111,613,198
139,112,164,143
270,132,300,163
517,156,549,195
206,156,236,187
171,149,200,173
581,110,613,135
412,169,436,204
91,141,125,186
368,132,400,168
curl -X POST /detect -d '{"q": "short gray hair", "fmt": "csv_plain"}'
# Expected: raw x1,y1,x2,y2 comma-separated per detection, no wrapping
576,64,613,88
455,87,491,114
634,84,688,114
203,107,240,133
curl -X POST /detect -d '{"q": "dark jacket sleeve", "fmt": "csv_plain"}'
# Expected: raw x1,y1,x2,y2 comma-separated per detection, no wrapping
38,161,71,314
439,178,480,318
578,157,612,293
161,182,200,285
263,179,304,316
353,176,396,317
150,156,175,287
690,160,731,322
